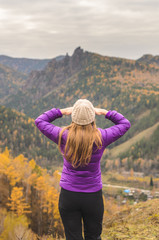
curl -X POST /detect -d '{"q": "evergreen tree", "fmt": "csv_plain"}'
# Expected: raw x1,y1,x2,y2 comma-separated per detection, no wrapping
150,176,154,187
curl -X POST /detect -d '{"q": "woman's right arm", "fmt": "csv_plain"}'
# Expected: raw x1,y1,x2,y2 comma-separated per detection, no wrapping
95,108,131,147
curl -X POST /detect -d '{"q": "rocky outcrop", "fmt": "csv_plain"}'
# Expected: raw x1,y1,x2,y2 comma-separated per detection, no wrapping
22,47,90,99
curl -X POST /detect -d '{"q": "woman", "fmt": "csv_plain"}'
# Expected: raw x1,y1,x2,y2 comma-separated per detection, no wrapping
34,99,131,240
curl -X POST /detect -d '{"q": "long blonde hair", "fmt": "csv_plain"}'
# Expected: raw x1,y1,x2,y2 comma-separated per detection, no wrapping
58,121,102,168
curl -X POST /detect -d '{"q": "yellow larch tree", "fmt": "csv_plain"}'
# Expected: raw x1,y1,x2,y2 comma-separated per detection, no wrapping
7,187,31,216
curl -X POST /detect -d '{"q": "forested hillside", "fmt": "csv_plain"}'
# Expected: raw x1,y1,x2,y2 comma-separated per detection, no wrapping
137,54,159,66
3,47,159,117
1,46,159,174
0,55,52,74
0,63,27,103
0,105,62,168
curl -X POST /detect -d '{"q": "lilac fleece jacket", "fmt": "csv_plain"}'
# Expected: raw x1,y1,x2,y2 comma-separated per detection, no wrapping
34,108,131,193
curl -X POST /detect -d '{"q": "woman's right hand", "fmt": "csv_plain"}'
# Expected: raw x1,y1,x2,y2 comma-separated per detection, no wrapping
94,108,108,115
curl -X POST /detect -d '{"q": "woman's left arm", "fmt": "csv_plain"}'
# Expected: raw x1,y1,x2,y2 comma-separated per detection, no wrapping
34,108,63,144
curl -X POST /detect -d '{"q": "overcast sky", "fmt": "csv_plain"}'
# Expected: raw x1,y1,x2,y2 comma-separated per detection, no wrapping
0,0,159,60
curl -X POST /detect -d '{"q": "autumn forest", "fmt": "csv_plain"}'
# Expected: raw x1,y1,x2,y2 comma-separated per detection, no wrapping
1,47,159,239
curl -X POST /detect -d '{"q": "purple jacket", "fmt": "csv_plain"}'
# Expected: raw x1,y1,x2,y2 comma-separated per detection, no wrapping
34,108,131,192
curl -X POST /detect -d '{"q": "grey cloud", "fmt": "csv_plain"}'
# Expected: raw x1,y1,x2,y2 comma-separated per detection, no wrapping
0,0,158,58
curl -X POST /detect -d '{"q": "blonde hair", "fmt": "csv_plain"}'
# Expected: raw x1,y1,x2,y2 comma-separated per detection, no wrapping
58,121,102,168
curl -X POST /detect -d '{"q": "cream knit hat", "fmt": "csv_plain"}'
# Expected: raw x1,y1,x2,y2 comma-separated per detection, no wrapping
71,99,95,125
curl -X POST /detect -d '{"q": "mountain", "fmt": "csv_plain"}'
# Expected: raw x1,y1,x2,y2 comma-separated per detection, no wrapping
2,46,93,111
0,54,65,105
3,46,159,116
21,46,90,100
1,46,159,173
137,54,159,67
0,55,64,74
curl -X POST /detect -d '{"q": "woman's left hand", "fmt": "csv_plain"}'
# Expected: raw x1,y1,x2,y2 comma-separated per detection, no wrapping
60,107,73,115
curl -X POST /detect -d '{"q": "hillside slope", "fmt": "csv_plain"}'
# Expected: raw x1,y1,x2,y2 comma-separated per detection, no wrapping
102,118,159,175
0,63,27,103
109,120,159,159
103,198,159,239
0,105,62,168
0,55,58,74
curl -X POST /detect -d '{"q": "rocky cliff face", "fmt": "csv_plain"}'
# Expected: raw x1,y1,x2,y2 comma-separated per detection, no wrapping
22,47,90,98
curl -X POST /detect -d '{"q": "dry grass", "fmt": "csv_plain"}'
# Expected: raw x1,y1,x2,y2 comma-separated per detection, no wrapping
102,198,159,239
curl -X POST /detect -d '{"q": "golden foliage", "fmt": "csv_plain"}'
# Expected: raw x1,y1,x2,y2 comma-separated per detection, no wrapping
7,187,31,216
0,147,64,238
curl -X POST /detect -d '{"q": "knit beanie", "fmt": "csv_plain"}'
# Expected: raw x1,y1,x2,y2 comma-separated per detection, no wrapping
71,99,95,125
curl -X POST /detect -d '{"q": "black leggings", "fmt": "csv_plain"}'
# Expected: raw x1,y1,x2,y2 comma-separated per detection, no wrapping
58,187,104,240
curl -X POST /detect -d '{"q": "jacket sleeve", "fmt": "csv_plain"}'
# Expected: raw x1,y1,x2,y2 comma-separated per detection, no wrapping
34,108,63,144
100,110,131,148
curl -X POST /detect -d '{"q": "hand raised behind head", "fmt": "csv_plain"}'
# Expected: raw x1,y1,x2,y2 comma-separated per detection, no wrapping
94,108,108,115
60,107,73,115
